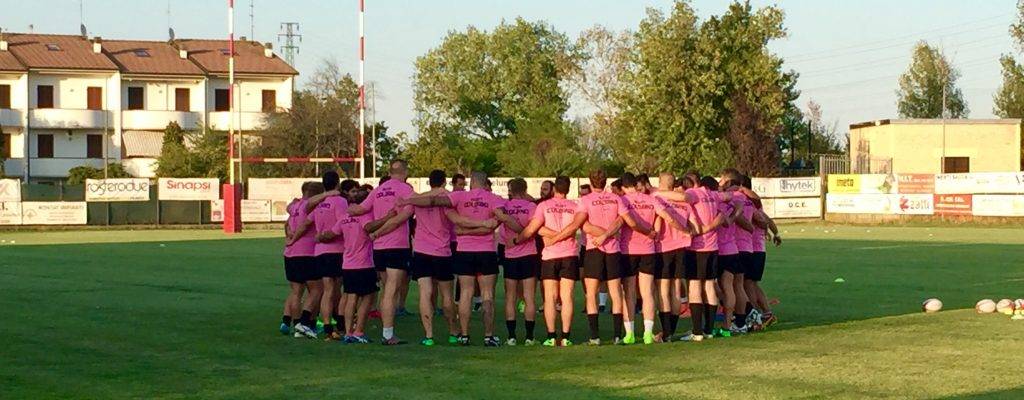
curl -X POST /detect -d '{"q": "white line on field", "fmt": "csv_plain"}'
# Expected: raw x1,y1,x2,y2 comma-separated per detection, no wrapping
854,243,970,250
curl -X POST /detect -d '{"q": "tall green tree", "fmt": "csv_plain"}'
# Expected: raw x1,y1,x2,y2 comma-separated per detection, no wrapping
995,1,1024,118
154,122,228,180
896,41,968,119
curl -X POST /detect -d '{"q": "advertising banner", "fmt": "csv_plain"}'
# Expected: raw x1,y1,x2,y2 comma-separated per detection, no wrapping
933,194,972,216
21,202,87,225
85,179,151,202
896,174,935,194
971,195,1024,217
890,194,933,215
752,177,821,198
211,199,273,222
769,197,822,218
827,174,895,194
934,172,1024,195
0,202,21,225
825,193,892,214
0,179,21,202
157,178,220,201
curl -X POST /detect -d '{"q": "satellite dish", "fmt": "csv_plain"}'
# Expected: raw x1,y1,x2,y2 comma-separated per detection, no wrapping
80,24,88,38
168,27,176,41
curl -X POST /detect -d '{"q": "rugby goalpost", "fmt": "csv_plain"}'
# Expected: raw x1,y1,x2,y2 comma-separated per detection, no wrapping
222,0,367,234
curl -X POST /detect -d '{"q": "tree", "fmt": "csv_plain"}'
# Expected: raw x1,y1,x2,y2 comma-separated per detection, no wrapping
995,2,1024,118
154,122,228,180
567,25,632,167
66,163,129,184
364,122,401,177
896,41,968,119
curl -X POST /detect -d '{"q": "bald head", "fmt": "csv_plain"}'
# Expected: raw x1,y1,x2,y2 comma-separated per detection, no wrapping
469,171,488,189
658,173,675,190
389,159,409,180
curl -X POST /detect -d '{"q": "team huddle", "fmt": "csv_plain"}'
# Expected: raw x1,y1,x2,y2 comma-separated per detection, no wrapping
280,160,782,347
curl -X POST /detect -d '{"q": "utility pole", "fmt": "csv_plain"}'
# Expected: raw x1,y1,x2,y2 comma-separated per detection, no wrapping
249,0,255,39
277,22,301,66
370,83,377,179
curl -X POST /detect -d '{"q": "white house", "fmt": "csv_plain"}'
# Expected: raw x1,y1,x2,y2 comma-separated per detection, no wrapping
0,32,297,181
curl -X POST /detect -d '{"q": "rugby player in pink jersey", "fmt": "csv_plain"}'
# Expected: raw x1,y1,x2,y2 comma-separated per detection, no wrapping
319,202,394,344
398,171,512,346
652,173,697,342
618,173,692,345
345,160,416,345
510,176,579,346
492,178,539,346
720,168,756,334
281,182,324,336
742,175,781,329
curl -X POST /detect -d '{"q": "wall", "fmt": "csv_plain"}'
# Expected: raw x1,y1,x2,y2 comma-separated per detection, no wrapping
0,72,28,109
29,73,114,109
207,76,292,113
120,78,205,112
850,121,1021,174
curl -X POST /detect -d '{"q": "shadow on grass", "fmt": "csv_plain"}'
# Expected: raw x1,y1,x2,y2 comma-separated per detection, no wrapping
935,387,1024,400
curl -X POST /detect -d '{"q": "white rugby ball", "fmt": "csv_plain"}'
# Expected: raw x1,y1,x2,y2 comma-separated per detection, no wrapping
922,298,943,313
975,299,996,314
1015,299,1024,310
996,299,1015,315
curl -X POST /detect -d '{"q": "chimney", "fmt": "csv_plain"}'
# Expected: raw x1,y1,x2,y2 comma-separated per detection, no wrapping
239,36,247,42
179,49,188,59
263,42,273,58
92,36,102,53
0,31,6,51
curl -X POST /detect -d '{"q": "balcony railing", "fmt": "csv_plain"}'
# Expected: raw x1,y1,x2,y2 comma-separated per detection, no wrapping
122,110,202,131
0,109,24,127
207,111,268,131
29,109,112,129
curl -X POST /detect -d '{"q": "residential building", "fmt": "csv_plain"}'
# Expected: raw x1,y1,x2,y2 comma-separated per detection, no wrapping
848,119,1023,174
0,32,296,181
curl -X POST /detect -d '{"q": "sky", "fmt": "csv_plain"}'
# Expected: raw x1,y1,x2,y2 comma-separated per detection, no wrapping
1,0,1018,142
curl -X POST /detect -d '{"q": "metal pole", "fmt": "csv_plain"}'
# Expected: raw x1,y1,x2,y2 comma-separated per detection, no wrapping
370,83,377,179
358,0,366,180
227,0,236,184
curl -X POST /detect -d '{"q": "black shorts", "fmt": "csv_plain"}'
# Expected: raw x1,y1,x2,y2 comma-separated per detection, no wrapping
683,250,716,280
454,251,499,276
746,252,766,281
411,252,454,282
373,248,411,272
342,268,379,296
504,255,540,280
719,253,743,275
315,253,343,279
658,249,685,280
540,256,580,281
284,256,316,283
622,254,655,277
582,249,622,280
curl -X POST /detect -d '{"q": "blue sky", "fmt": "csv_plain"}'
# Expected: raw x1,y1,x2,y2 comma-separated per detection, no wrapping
2,0,1017,140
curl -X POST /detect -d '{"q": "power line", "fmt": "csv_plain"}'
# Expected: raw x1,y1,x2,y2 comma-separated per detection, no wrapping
277,22,301,66
797,34,1008,78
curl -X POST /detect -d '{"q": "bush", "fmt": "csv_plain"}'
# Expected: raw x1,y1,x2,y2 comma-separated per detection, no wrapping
66,163,130,185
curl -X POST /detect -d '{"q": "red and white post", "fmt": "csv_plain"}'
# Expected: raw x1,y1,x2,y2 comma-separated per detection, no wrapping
358,0,366,180
223,0,242,233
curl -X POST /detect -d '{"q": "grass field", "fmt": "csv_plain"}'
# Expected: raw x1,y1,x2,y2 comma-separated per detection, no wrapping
3,224,1024,399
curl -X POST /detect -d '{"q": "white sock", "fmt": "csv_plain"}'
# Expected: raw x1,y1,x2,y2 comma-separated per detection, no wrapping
680,296,688,304
598,293,608,307
473,296,482,304
624,320,634,334
383,327,394,340
643,319,655,335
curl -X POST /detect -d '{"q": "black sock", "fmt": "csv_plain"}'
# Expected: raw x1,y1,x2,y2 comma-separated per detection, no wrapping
736,313,747,328
658,312,671,336
282,315,292,326
704,303,715,335
587,314,599,340
612,313,624,339
746,302,755,314
670,314,680,336
561,330,570,341
324,323,334,334
506,319,517,340
336,315,346,332
548,331,557,340
300,310,313,326
689,303,704,335
525,320,536,340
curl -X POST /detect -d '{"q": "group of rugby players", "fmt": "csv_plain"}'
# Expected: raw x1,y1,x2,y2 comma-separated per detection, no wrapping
281,159,782,347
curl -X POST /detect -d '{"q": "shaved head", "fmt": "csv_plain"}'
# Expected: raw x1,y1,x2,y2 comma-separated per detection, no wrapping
389,159,409,180
470,171,488,189
658,173,675,190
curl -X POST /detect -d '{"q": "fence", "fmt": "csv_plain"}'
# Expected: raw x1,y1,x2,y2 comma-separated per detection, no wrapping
823,172,1024,219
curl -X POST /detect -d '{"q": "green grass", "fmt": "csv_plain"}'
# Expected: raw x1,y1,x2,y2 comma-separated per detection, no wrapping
2,224,1024,399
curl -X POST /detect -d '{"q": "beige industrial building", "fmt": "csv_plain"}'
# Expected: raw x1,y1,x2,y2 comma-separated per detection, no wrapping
848,119,1023,174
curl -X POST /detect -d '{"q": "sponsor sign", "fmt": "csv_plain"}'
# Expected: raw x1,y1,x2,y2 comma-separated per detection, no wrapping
933,194,972,216
971,195,1024,217
769,197,822,218
85,179,151,202
21,202,87,225
891,194,933,215
0,179,21,202
827,174,895,194
896,174,934,194
825,193,892,214
934,172,1024,195
211,199,273,222
158,178,220,201
0,202,21,225
752,177,821,198
248,178,317,201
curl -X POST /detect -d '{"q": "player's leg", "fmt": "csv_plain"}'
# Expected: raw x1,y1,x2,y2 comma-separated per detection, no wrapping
437,279,459,343
682,250,705,341
621,257,638,344
582,250,602,344
417,276,435,345
380,267,408,345
319,275,339,340
604,252,625,344
558,257,580,345
638,255,658,344
477,272,499,346
702,253,721,338
504,276,520,345
522,273,538,345
719,269,735,336
457,274,475,344
542,277,560,346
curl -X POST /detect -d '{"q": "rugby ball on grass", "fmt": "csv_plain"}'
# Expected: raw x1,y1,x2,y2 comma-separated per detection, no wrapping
975,299,996,314
996,299,1015,315
922,298,943,313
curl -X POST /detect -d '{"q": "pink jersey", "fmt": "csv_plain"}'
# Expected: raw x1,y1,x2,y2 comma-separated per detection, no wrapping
533,197,579,260
686,187,725,252
331,213,375,270
284,199,317,257
655,195,692,253
717,201,738,256
575,190,626,253
359,179,415,250
412,201,454,257
308,195,349,256
753,225,766,252
620,192,665,255
732,190,755,252
448,188,506,252
502,199,538,258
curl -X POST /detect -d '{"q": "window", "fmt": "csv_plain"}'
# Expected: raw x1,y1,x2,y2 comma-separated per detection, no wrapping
1,133,10,158
45,44,61,51
127,87,144,110
86,134,103,158
87,87,103,110
174,88,190,112
214,89,229,111
219,48,231,56
261,90,276,112
37,85,54,108
133,49,150,57
943,157,970,173
37,134,53,158
0,84,10,109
